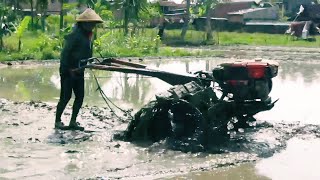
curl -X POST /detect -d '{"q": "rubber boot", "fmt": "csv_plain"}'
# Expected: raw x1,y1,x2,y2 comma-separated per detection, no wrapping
55,105,68,130
55,121,68,130
68,97,84,131
68,116,84,131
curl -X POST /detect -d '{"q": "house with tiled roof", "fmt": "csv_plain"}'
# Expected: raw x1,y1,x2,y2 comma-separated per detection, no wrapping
159,0,187,14
193,0,283,33
282,0,315,14
149,0,188,28
20,0,83,15
207,0,278,23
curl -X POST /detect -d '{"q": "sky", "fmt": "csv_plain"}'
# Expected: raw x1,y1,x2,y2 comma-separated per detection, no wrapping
171,0,184,3
148,0,185,4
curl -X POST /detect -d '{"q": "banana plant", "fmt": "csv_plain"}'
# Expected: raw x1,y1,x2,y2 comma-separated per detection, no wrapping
16,16,31,51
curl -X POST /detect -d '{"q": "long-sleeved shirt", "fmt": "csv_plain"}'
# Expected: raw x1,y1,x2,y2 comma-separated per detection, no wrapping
59,26,93,76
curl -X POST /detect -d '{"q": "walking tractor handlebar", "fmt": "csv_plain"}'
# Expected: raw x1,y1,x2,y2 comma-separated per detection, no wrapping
76,57,280,146
79,57,101,65
77,57,278,103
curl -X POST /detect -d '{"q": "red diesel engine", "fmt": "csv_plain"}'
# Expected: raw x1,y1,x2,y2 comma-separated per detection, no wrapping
212,60,278,102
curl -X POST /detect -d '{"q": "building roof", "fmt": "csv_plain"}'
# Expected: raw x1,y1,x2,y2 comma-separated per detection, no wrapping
20,0,79,13
159,1,177,6
210,1,255,18
245,21,290,26
230,0,253,1
159,0,187,8
228,8,265,15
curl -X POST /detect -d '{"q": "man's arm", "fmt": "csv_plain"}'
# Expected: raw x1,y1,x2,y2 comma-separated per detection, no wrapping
60,34,76,73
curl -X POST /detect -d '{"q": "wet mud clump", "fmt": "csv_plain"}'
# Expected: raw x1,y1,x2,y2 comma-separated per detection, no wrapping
0,98,124,144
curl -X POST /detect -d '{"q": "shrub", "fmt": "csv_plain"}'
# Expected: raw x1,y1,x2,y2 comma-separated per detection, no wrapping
41,48,58,60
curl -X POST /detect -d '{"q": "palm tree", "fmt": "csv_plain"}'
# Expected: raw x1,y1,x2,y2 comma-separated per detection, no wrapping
60,0,64,31
76,0,96,8
200,0,221,42
123,0,148,35
59,0,71,34
72,0,148,36
36,0,49,32
205,0,214,41
28,0,35,30
181,0,191,40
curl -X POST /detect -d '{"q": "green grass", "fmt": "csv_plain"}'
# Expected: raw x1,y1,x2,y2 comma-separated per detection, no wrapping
1,28,320,62
4,31,44,51
1,31,60,61
163,29,320,47
217,32,320,47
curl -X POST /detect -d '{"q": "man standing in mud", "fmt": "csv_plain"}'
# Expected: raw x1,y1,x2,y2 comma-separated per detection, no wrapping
55,8,103,131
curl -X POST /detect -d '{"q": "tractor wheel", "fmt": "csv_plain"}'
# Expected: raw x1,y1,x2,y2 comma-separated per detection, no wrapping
169,100,206,140
125,100,172,142
206,102,232,143
125,99,207,151
167,99,206,152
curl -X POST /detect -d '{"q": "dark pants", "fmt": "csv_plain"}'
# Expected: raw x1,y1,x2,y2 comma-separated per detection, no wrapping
55,74,84,124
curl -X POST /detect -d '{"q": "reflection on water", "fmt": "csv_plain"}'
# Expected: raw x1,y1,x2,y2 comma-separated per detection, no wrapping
0,58,230,110
255,61,320,180
168,163,270,180
256,61,320,125
256,137,320,180
1,58,320,179
1,59,320,122
1,59,320,113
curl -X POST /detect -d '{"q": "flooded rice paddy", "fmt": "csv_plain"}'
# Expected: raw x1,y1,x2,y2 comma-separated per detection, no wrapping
1,47,320,179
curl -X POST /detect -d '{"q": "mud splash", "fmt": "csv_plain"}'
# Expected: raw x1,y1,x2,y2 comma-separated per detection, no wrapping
1,98,320,179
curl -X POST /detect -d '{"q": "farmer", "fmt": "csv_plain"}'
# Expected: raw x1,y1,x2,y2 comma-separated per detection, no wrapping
55,8,103,130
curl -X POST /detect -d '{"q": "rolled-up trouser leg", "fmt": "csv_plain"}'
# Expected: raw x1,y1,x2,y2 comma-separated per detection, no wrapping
70,76,84,124
55,75,73,122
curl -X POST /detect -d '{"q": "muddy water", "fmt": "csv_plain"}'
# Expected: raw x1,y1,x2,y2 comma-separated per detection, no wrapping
1,56,320,179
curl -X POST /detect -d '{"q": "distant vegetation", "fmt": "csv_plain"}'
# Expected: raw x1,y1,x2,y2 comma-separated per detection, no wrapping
2,28,320,61
0,27,221,61
0,0,320,62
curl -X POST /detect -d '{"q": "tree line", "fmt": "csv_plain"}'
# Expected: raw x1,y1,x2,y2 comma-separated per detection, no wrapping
0,0,228,52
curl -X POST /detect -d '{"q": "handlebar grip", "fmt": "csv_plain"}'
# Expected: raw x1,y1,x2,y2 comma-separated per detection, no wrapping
80,57,97,63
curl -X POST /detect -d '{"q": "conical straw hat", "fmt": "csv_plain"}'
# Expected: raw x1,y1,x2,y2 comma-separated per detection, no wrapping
76,8,103,23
